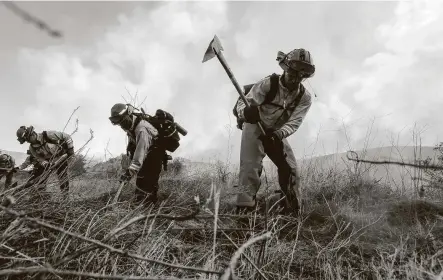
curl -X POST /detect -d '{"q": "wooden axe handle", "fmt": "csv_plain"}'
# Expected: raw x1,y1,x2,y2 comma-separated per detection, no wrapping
213,48,267,136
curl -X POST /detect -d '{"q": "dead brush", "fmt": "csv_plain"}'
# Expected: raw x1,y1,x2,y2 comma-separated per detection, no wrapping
2,114,443,279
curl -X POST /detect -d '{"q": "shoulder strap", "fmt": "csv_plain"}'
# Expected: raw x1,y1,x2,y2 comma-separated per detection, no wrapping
263,73,280,104
42,131,51,143
290,83,305,109
134,115,142,127
233,73,279,119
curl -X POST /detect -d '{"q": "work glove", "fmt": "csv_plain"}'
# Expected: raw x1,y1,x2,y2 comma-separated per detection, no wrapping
258,130,284,153
128,165,138,178
41,161,50,168
119,169,132,183
243,105,260,124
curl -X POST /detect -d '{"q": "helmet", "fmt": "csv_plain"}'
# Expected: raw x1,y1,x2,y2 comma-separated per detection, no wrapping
16,126,34,144
109,103,137,130
277,48,315,78
109,103,130,125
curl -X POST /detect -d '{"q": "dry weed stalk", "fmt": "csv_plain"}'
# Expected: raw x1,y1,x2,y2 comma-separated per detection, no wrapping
347,150,443,171
0,204,222,276
0,266,195,279
220,231,272,280
52,206,202,268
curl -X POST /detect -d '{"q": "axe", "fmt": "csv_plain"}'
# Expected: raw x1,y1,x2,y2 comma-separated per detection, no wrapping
202,35,267,136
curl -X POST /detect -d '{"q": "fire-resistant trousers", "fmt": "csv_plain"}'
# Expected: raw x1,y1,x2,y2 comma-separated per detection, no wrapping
135,146,165,204
236,122,301,212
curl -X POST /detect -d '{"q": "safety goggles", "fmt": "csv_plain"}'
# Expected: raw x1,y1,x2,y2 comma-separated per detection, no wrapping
109,116,124,126
109,105,129,125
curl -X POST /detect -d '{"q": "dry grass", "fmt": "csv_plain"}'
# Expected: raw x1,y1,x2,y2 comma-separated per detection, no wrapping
1,155,443,280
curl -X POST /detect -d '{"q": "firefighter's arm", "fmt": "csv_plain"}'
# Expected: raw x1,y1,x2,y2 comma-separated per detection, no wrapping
236,77,272,120
19,156,32,170
128,129,155,176
275,91,312,139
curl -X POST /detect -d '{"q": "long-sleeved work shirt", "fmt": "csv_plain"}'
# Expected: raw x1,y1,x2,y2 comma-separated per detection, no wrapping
20,131,74,169
236,75,312,138
127,119,158,173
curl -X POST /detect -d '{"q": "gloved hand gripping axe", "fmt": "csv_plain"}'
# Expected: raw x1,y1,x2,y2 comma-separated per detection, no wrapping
202,35,300,214
202,35,268,137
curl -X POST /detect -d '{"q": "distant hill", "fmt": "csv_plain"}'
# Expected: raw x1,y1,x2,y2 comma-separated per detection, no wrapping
2,145,440,192
261,145,440,193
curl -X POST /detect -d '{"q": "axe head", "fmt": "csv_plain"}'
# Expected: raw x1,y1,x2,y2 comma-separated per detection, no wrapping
202,35,224,63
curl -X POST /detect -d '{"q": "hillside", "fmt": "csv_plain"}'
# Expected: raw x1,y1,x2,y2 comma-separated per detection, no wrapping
296,145,439,193
3,145,439,191
1,143,443,280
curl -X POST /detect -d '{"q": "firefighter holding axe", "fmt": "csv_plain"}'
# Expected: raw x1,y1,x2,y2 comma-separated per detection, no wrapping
202,35,315,215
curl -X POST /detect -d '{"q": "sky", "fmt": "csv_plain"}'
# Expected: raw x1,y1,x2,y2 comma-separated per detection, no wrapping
0,0,442,164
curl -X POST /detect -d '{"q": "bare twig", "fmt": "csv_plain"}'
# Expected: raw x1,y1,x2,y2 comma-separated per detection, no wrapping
0,266,195,279
1,1,63,38
63,106,80,133
53,207,200,267
220,231,272,280
220,230,269,280
0,205,222,276
347,150,443,170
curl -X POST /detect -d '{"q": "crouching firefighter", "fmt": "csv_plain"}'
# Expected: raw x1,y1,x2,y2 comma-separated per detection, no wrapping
15,125,75,194
233,48,315,215
109,103,187,205
0,150,16,188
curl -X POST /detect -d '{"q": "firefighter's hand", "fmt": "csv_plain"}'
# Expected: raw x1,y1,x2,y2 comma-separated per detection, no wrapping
12,167,20,173
41,161,50,168
119,169,131,183
128,166,138,177
258,131,283,152
243,105,260,124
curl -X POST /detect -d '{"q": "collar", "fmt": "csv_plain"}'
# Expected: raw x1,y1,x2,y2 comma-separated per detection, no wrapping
278,75,301,93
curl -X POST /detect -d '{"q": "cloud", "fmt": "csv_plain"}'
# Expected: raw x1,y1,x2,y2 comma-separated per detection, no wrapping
334,0,443,150
9,1,231,161
2,1,442,166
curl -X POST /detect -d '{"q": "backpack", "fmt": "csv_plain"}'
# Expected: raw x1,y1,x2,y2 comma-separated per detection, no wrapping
133,109,182,153
232,73,305,130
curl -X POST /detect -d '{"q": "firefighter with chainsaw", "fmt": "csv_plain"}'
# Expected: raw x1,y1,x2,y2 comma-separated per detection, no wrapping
234,48,315,215
0,150,16,188
109,103,186,205
16,126,75,194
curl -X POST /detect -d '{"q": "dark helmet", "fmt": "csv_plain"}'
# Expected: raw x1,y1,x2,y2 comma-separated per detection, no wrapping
109,103,130,125
276,48,315,78
109,103,138,131
16,126,34,144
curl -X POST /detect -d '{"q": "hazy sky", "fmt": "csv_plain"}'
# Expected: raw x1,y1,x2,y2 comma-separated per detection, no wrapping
1,0,442,164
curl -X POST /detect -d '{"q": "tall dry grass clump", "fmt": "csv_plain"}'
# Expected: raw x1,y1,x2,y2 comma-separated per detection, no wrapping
1,110,443,279
1,148,443,280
